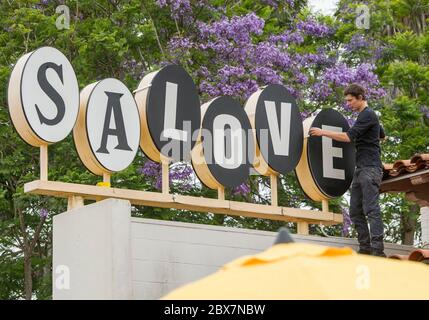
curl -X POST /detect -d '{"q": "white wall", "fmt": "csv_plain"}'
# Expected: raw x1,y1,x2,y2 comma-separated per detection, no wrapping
53,199,415,300
53,199,132,300
421,206,429,246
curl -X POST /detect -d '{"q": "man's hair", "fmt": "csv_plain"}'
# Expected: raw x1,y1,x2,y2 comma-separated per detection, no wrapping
344,84,366,100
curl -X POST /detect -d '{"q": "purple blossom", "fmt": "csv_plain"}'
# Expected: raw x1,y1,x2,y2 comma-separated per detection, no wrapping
232,183,251,196
39,208,48,219
297,19,332,37
168,36,194,51
252,42,292,70
138,160,193,191
270,31,304,44
197,66,210,78
298,52,331,66
295,72,308,85
37,0,50,5
323,64,355,86
218,65,245,81
342,208,352,237
344,34,369,52
284,85,299,98
300,110,312,120
420,106,429,118
313,63,385,102
138,160,161,177
156,0,192,21
252,66,283,84
311,82,333,100
262,0,295,8
164,7,385,113
198,13,265,45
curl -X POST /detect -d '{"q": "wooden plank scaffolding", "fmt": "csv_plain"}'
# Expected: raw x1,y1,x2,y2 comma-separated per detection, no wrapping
25,179,342,226
24,145,343,235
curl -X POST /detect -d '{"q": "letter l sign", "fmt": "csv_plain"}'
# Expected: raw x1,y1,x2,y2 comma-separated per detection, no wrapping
162,82,188,142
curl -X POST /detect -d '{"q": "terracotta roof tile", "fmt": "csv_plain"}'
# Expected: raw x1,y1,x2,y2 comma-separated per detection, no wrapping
388,254,409,260
383,153,429,180
389,249,429,265
409,249,429,262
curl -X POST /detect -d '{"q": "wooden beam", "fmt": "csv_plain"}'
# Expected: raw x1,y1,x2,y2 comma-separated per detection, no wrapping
297,222,309,235
161,159,169,195
270,174,278,206
103,172,110,185
322,199,329,213
67,195,84,211
40,145,48,181
218,186,225,200
24,180,343,225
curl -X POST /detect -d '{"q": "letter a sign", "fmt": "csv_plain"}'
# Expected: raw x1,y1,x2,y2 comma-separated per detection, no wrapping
74,79,141,175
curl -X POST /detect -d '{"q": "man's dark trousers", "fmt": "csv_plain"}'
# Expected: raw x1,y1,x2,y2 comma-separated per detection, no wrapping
349,166,384,254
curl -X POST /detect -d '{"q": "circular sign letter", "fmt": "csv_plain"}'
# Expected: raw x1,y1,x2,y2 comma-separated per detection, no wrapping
74,78,140,175
134,65,201,163
245,84,303,175
296,108,355,200
192,97,254,189
8,46,79,146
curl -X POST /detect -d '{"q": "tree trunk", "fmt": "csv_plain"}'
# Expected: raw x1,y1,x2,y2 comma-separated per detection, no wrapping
24,253,32,300
401,204,418,245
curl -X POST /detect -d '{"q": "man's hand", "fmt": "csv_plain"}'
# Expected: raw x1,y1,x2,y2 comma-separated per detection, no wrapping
309,126,351,143
309,127,323,136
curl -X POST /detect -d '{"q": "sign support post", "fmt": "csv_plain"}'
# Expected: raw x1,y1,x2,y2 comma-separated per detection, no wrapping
161,156,169,195
103,172,110,185
40,144,48,181
297,221,309,235
322,199,329,213
218,186,225,200
270,174,278,207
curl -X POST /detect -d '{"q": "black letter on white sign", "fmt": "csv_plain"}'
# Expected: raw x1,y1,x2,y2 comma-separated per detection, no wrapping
96,91,132,154
35,62,66,126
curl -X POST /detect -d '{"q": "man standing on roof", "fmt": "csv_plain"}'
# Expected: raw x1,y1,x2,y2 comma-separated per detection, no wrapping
309,84,386,257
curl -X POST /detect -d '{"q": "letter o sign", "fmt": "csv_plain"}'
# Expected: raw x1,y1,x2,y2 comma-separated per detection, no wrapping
296,109,355,200
8,46,79,146
192,97,254,189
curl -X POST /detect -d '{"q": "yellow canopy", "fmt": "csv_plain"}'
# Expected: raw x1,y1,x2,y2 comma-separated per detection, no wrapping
163,243,429,300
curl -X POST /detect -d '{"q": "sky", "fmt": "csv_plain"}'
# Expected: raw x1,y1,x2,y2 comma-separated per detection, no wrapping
308,0,338,16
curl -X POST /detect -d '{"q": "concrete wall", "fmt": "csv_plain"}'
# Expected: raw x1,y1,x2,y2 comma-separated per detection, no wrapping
53,199,415,300
53,199,132,299
130,217,414,299
421,206,429,246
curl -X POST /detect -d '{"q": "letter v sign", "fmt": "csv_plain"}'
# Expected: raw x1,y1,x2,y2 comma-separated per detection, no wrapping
264,101,292,156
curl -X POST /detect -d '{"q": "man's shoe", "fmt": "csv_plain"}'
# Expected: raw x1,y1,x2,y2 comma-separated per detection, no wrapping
371,251,386,257
358,249,371,255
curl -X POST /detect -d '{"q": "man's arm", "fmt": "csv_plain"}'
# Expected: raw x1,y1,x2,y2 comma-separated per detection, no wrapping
309,127,351,142
380,124,387,141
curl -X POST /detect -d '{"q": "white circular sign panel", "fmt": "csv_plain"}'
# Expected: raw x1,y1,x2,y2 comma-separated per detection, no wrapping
76,78,140,174
8,46,79,145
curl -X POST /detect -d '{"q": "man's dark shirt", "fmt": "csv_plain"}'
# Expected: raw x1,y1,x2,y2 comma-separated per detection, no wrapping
346,106,384,168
